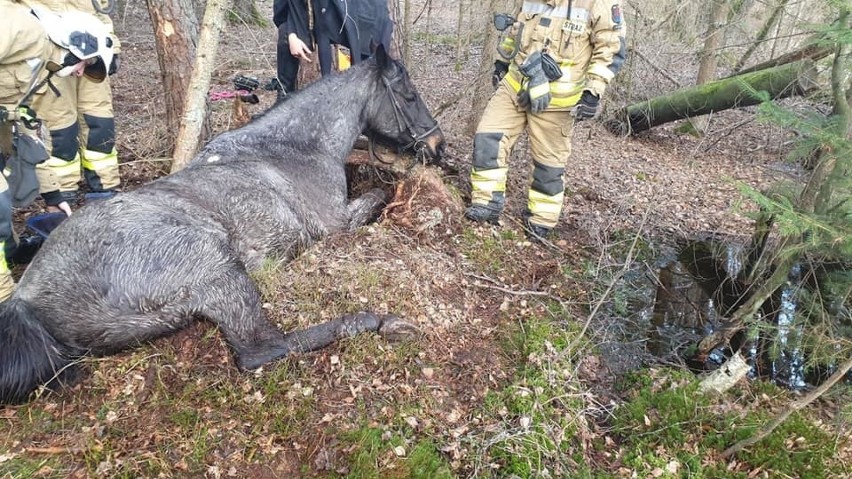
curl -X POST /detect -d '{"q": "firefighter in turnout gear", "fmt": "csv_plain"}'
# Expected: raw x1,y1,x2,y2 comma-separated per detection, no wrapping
0,0,113,301
26,0,121,215
466,0,627,241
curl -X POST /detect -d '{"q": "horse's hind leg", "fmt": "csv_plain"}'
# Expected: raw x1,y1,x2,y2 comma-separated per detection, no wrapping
347,188,387,230
193,268,290,370
196,266,397,371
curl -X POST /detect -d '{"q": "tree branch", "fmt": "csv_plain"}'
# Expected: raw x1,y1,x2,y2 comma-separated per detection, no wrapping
170,0,232,173
721,356,852,459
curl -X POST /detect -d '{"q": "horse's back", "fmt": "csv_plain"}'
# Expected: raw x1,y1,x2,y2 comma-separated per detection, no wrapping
17,156,350,335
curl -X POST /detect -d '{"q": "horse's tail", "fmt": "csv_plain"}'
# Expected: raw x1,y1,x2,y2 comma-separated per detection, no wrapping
0,298,77,405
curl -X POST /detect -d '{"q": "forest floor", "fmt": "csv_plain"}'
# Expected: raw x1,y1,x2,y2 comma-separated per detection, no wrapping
1,1,850,478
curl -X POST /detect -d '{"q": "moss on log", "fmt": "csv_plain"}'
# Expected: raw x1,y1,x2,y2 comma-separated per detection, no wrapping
611,60,819,135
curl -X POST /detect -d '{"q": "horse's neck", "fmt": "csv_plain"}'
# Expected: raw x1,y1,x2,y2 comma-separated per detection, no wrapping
256,74,372,159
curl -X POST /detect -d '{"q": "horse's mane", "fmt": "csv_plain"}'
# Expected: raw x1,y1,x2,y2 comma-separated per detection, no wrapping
248,58,383,124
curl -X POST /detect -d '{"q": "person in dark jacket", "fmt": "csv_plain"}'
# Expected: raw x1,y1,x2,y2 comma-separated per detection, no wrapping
271,0,392,97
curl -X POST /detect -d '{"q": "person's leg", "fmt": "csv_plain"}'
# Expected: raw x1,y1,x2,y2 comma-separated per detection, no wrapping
31,74,81,214
77,76,120,195
276,24,301,94
467,85,527,223
314,30,334,76
524,109,575,237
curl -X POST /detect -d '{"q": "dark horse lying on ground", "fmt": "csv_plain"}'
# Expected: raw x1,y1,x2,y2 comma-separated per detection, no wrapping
0,47,445,405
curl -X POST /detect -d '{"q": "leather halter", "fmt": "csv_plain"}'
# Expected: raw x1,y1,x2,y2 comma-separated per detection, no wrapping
380,74,439,153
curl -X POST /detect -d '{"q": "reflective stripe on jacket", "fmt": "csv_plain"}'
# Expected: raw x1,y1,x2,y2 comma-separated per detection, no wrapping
502,0,627,110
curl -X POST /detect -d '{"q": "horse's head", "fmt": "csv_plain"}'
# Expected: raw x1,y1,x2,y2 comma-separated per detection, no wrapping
366,46,445,161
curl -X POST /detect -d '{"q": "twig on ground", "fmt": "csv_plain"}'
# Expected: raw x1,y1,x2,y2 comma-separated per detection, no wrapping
431,79,480,118
465,272,553,298
628,47,682,88
721,356,852,459
701,117,757,152
119,157,173,165
25,446,89,455
566,197,654,354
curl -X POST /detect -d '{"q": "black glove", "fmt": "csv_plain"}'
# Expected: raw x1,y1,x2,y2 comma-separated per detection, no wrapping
108,54,120,76
518,51,551,113
492,60,509,87
574,91,600,121
0,106,7,124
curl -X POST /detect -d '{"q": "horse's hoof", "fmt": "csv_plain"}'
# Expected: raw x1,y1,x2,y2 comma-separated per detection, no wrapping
366,188,387,203
378,315,421,341
236,342,291,371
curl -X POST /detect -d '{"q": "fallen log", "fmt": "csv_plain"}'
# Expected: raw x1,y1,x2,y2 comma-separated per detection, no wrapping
610,60,820,135
732,42,834,77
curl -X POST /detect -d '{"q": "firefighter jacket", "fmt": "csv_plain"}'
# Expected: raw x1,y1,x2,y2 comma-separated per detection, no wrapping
0,0,56,302
1,0,54,204
0,0,63,108
501,0,627,110
23,0,121,53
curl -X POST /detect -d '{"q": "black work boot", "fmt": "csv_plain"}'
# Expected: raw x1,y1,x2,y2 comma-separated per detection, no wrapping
465,204,501,225
523,218,553,243
7,235,43,265
263,77,283,91
273,88,290,106
85,190,118,202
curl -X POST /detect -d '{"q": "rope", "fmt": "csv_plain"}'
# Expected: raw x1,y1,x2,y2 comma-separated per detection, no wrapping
208,90,252,102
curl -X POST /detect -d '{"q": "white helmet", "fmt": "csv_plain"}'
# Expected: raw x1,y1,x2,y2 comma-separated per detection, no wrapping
30,7,115,82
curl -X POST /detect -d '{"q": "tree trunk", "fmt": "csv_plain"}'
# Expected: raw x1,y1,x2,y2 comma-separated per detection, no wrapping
611,60,819,135
229,0,264,25
692,0,729,132
696,0,729,85
468,0,515,135
170,0,232,173
145,0,200,148
813,6,850,215
402,0,412,66
454,0,468,71
733,0,790,73
698,4,852,380
387,0,403,60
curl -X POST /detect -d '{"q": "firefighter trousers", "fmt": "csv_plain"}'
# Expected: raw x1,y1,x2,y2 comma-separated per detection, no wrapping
33,74,120,206
470,83,574,229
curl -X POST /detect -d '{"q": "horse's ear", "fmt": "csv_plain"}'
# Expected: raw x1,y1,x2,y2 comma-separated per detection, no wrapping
375,43,390,71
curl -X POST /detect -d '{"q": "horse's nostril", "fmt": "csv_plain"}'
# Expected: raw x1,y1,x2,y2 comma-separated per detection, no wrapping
425,136,445,159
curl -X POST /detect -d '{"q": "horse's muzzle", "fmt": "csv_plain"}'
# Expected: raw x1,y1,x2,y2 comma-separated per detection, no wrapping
422,127,446,160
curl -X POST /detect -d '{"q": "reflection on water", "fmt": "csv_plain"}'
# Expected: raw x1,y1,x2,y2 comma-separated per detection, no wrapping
772,264,806,389
646,239,816,389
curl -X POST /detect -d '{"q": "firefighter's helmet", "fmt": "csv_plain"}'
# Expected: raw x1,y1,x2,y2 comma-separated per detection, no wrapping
30,7,115,82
